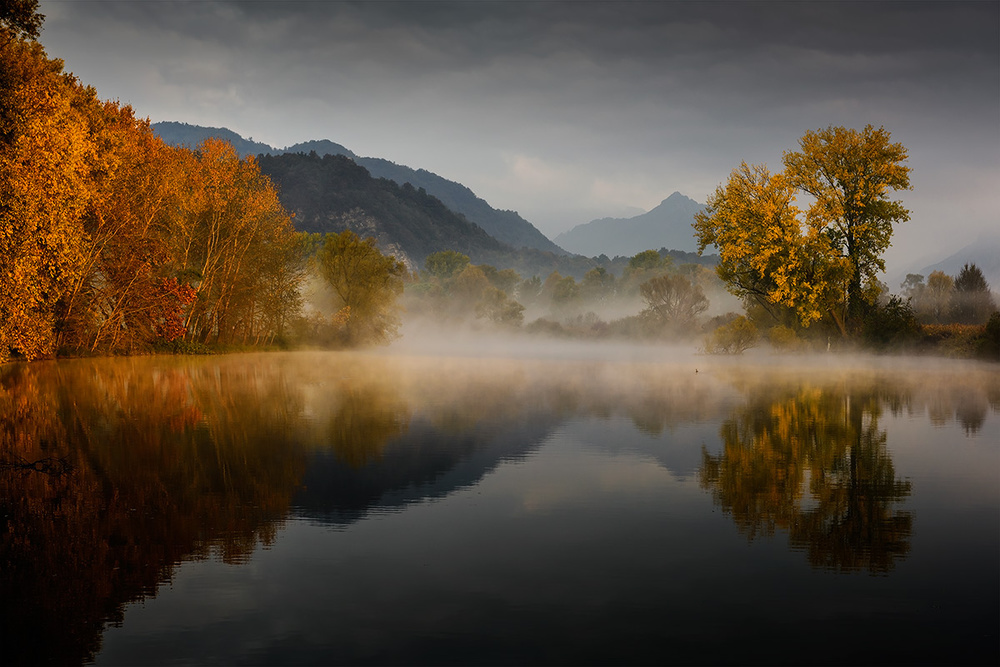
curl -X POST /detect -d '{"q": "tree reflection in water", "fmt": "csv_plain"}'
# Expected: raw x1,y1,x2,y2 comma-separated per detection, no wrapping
700,378,912,573
0,357,308,665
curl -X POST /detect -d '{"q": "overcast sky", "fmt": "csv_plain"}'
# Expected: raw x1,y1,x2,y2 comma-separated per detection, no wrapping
37,0,999,270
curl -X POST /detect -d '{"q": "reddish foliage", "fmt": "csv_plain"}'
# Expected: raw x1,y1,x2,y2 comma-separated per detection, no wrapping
154,278,196,342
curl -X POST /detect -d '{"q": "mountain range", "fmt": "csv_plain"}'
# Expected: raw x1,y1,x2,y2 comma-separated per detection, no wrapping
152,122,564,256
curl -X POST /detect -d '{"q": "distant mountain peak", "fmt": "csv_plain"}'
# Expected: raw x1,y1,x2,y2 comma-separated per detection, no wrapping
554,192,705,257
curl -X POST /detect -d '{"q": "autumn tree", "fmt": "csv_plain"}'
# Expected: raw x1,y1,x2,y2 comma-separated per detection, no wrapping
539,271,580,314
782,125,911,328
55,102,197,354
479,265,521,295
424,250,470,281
0,27,302,357
694,163,848,333
316,230,407,345
172,139,301,345
0,38,93,359
620,249,672,296
1,0,43,41
704,316,759,355
696,126,910,335
475,287,525,328
449,265,492,306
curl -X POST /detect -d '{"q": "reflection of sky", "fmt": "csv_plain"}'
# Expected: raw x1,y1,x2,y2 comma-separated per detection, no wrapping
888,409,1000,508
94,400,999,665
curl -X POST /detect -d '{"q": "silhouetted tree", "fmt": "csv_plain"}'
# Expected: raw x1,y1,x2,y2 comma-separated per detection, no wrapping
950,263,995,324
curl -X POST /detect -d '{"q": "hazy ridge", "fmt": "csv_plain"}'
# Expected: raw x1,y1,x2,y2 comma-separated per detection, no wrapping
914,233,1000,293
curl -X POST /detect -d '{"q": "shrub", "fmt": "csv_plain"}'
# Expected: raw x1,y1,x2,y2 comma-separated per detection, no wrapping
704,316,759,355
767,325,802,351
976,310,1000,361
918,323,985,358
863,295,920,350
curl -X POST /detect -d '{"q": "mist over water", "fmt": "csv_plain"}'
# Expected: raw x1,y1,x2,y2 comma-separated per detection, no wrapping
1,349,997,665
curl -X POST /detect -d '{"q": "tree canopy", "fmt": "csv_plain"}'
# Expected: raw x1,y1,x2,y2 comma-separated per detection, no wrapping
693,162,847,331
639,273,708,332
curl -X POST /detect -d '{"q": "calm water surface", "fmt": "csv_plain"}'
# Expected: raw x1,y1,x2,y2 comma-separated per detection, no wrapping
1,349,997,665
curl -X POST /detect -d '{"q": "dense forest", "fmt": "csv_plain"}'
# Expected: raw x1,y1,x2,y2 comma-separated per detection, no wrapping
258,152,507,267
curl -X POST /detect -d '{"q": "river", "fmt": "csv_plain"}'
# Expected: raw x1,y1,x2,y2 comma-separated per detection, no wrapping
1,349,997,665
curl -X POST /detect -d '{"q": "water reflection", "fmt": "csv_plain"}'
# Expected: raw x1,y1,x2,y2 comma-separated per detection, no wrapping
0,353,996,664
700,379,912,573
0,357,306,665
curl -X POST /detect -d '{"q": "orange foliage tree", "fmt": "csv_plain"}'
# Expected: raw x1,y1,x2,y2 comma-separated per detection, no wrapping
0,32,302,358
0,38,94,359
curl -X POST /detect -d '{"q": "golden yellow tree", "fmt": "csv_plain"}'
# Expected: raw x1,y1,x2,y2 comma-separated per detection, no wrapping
782,125,911,327
57,102,195,353
694,162,849,332
696,126,909,335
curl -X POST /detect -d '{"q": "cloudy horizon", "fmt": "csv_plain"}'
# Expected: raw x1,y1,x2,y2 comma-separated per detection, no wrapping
36,0,999,271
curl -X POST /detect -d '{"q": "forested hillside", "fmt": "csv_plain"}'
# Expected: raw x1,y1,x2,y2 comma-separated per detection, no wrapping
257,152,504,269
351,157,567,255
257,152,596,277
